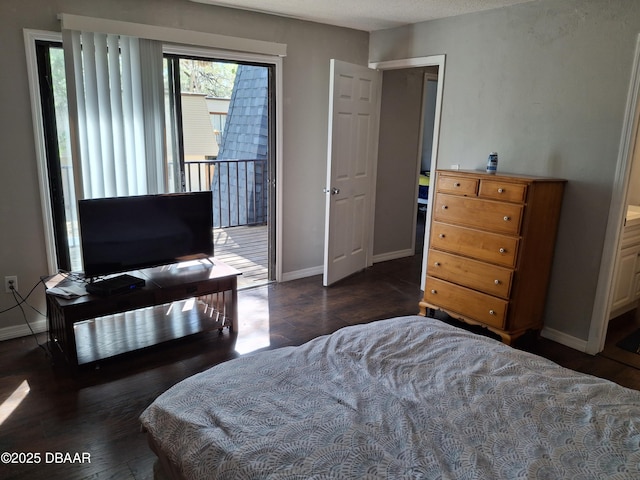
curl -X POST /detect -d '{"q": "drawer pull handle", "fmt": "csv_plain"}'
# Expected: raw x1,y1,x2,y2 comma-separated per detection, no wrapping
442,205,448,210
489,309,496,315
499,247,506,253
494,279,501,285
454,182,461,187
439,233,445,238
498,188,504,193
431,289,437,294
503,216,510,221
434,262,441,267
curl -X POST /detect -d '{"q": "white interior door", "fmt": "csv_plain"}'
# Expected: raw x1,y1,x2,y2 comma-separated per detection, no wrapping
323,59,381,286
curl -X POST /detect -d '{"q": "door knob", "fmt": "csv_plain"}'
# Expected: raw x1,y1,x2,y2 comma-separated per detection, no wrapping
323,187,340,195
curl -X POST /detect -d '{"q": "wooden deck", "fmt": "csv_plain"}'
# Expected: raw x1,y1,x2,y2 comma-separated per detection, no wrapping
213,224,269,289
69,225,270,289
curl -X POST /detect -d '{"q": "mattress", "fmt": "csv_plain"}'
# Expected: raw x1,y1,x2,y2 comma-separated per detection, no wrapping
140,315,640,479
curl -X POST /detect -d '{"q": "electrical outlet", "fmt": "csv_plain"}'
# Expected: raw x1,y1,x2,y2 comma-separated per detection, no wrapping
4,276,17,293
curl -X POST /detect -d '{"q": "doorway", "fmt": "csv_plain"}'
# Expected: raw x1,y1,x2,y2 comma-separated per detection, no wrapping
588,34,640,354
369,56,445,289
164,55,275,289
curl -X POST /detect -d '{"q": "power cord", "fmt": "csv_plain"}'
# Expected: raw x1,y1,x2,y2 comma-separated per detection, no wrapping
0,278,44,315
2,279,51,358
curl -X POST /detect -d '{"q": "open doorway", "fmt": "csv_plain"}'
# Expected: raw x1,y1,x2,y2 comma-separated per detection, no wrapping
164,56,275,289
588,35,640,356
371,56,444,290
591,110,640,366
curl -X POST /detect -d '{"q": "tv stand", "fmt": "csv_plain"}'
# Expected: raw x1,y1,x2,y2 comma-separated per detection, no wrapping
45,258,241,372
175,253,216,267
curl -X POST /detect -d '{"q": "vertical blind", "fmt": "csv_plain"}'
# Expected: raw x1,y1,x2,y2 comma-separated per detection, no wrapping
62,29,166,200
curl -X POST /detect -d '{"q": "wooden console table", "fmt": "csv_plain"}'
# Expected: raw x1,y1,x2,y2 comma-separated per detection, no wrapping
45,258,241,371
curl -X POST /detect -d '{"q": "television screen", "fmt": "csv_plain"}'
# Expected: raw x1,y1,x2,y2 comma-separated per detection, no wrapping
78,192,214,278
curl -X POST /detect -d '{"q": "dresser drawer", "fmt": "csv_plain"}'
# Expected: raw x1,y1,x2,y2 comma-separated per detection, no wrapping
434,193,523,235
436,174,478,196
424,277,507,329
478,179,527,203
427,249,513,299
430,222,518,268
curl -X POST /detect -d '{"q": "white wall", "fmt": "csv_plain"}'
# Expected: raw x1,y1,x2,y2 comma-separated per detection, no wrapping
370,0,640,341
0,0,369,334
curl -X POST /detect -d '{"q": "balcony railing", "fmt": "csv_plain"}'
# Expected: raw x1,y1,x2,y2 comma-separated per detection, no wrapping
62,158,268,240
185,159,268,228
60,159,268,276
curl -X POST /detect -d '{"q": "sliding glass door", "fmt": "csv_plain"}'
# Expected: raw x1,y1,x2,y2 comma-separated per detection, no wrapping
34,40,275,285
164,54,274,286
34,40,76,271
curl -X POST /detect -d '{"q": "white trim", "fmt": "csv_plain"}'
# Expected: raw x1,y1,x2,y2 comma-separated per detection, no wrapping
281,265,324,282
369,55,446,292
58,13,287,57
274,58,284,283
587,33,640,355
372,249,414,264
411,72,439,255
541,326,588,353
23,29,61,275
284,249,416,282
369,56,444,70
0,319,47,342
163,44,281,64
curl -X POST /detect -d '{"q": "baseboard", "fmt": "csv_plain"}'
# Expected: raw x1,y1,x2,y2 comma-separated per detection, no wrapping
540,325,589,353
0,319,47,342
281,265,324,282
281,249,415,283
372,249,414,264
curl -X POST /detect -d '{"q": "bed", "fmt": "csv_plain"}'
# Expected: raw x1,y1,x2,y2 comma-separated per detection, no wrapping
140,315,640,479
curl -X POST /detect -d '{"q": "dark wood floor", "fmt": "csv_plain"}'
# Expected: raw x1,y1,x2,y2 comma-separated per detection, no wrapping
1,253,639,480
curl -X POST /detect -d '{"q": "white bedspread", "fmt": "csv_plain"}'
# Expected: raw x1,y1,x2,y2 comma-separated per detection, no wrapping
140,315,640,479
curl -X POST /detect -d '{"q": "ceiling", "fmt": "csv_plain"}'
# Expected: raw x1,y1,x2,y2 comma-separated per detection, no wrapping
190,0,539,32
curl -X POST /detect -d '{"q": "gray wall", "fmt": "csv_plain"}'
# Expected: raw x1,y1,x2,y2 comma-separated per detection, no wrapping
374,68,426,256
371,0,640,341
0,0,368,332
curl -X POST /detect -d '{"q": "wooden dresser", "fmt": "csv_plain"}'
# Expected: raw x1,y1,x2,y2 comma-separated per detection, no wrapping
419,169,566,344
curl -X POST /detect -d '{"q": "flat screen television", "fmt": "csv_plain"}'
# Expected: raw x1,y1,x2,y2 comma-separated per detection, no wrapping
78,191,214,278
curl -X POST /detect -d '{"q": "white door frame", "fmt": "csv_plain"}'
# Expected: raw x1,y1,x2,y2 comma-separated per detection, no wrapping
369,55,446,291
587,33,640,354
413,72,439,255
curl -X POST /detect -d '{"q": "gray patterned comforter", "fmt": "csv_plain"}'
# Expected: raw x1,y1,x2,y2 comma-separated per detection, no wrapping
140,315,640,479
